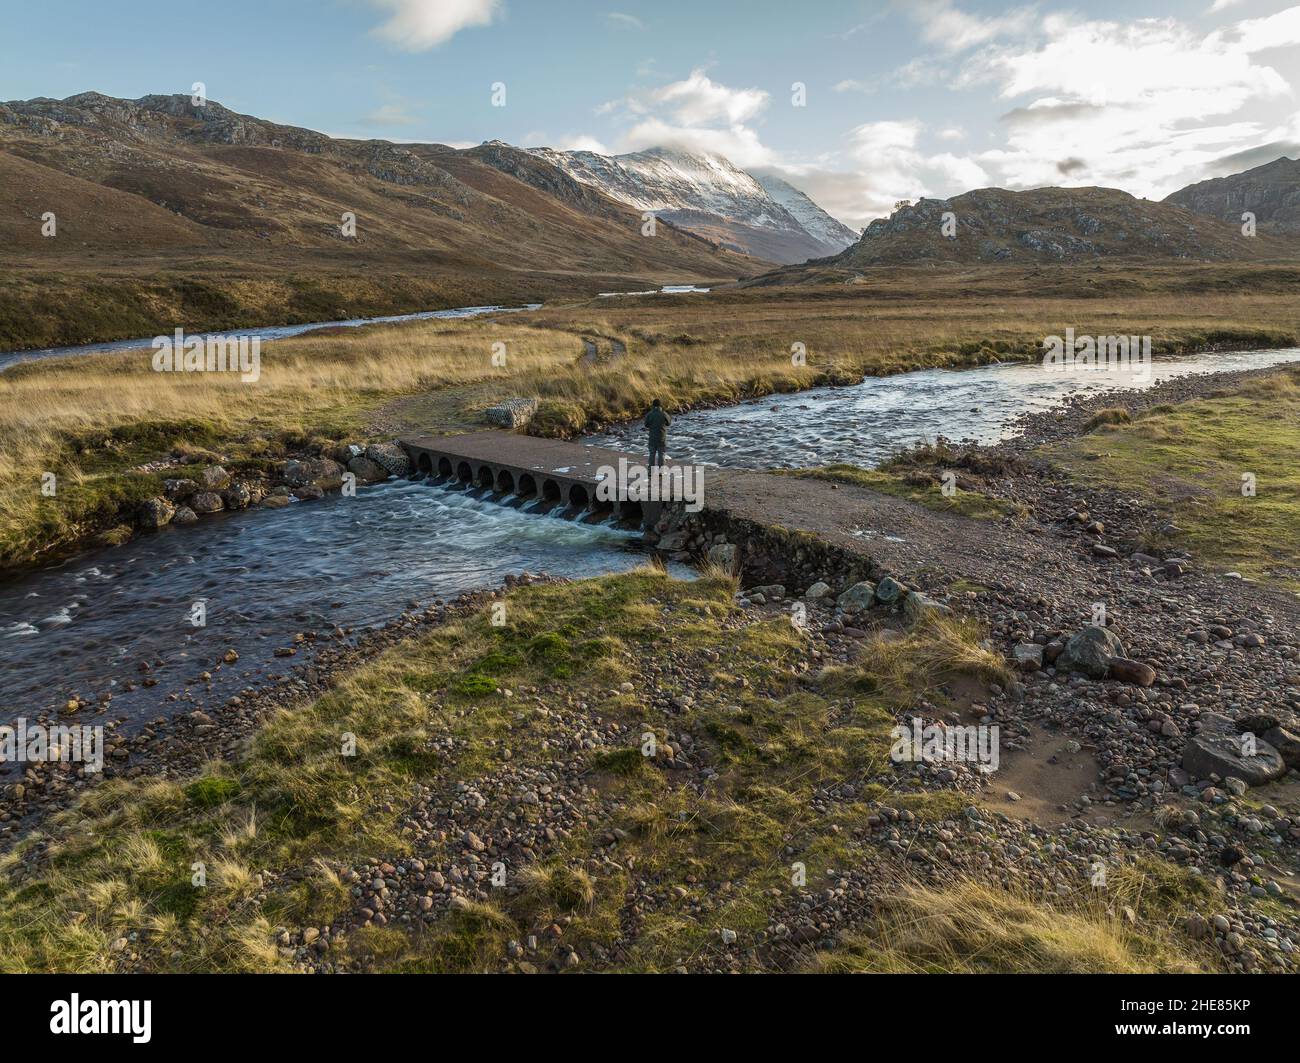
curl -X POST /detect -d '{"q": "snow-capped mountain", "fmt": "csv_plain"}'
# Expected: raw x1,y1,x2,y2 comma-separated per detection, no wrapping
526,145,857,264
752,172,861,255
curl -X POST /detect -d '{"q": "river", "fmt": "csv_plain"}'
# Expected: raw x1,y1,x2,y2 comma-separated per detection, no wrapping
0,304,541,373
582,347,1300,468
3,342,1299,752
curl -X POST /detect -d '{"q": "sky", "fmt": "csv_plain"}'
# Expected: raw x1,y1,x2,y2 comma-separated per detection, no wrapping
4,0,1300,228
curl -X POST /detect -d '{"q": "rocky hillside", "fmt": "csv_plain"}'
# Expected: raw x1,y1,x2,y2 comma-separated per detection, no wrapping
1165,156,1300,235
0,92,761,279
751,186,1294,280
525,145,857,264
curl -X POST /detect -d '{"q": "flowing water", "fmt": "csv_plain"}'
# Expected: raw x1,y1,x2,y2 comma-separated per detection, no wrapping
0,480,658,746
0,304,541,373
5,341,1299,755
582,347,1300,469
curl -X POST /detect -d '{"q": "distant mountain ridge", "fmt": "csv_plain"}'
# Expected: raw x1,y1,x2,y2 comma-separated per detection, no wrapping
1164,156,1300,235
525,145,858,264
0,92,761,279
752,185,1294,281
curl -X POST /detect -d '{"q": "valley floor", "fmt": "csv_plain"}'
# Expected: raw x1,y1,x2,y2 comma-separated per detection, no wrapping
5,266,1300,572
3,359,1300,973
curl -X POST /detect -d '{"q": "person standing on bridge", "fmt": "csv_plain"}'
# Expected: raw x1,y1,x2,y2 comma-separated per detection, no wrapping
645,399,671,468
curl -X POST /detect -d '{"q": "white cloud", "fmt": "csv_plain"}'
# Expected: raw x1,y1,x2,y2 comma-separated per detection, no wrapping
559,134,612,153
1214,5,1300,52
589,68,775,166
648,68,769,126
946,8,1300,197
761,121,991,228
367,0,500,51
605,12,644,31
911,0,1038,53
621,117,775,167
363,102,419,126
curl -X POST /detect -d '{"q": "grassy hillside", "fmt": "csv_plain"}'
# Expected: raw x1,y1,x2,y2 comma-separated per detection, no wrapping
755,186,1298,282
0,92,761,350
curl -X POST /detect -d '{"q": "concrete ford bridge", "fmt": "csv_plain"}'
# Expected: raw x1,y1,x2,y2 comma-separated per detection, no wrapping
399,431,674,528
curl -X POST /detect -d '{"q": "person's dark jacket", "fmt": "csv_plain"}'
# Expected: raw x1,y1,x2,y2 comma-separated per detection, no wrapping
645,406,670,446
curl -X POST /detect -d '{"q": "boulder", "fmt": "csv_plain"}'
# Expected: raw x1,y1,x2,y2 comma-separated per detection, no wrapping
749,584,786,600
294,485,326,502
1238,713,1281,735
903,592,951,624
200,465,232,491
1196,712,1237,736
1057,626,1125,679
347,455,391,483
331,443,364,464
1182,733,1286,787
282,458,344,491
163,478,199,501
261,495,291,509
485,398,539,429
805,582,831,600
837,581,877,614
874,576,909,604
1262,726,1300,771
706,543,737,570
222,484,252,510
1012,643,1044,671
138,497,175,529
1108,657,1156,687
174,506,198,525
189,491,225,515
365,442,411,478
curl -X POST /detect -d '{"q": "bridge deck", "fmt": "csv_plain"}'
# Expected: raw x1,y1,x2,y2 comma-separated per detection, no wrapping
398,431,676,526
401,431,654,482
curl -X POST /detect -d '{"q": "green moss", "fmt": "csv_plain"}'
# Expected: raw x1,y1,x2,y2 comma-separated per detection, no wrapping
450,672,498,698
184,778,242,808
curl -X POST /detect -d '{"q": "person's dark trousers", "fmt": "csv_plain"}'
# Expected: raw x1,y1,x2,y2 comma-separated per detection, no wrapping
649,445,665,468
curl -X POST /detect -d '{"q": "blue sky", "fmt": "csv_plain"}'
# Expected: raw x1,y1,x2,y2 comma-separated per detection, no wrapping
4,0,1299,226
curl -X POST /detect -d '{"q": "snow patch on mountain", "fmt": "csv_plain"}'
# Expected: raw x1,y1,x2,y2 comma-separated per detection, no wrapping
752,172,860,253
526,145,856,264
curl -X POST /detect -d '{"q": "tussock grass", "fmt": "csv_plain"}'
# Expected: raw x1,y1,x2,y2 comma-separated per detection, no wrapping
808,875,1213,974
0,320,582,569
0,547,1243,974
1082,407,1133,431
822,613,1011,705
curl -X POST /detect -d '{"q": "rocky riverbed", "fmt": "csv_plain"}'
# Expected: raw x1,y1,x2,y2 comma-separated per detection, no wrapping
5,361,1300,974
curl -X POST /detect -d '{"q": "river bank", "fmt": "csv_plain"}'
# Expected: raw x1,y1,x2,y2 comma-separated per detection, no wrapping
4,358,1300,972
6,311,1299,576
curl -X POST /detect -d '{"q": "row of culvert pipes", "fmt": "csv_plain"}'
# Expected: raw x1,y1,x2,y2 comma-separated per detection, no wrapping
405,449,649,527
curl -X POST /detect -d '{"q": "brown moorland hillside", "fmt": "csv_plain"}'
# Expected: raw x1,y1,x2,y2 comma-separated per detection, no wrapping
0,92,763,349
749,185,1299,286
1164,155,1300,236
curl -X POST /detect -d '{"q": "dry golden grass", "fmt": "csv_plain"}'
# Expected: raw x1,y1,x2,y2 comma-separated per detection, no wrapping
807,875,1213,974
0,318,583,567
4,265,1299,569
821,612,1012,704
